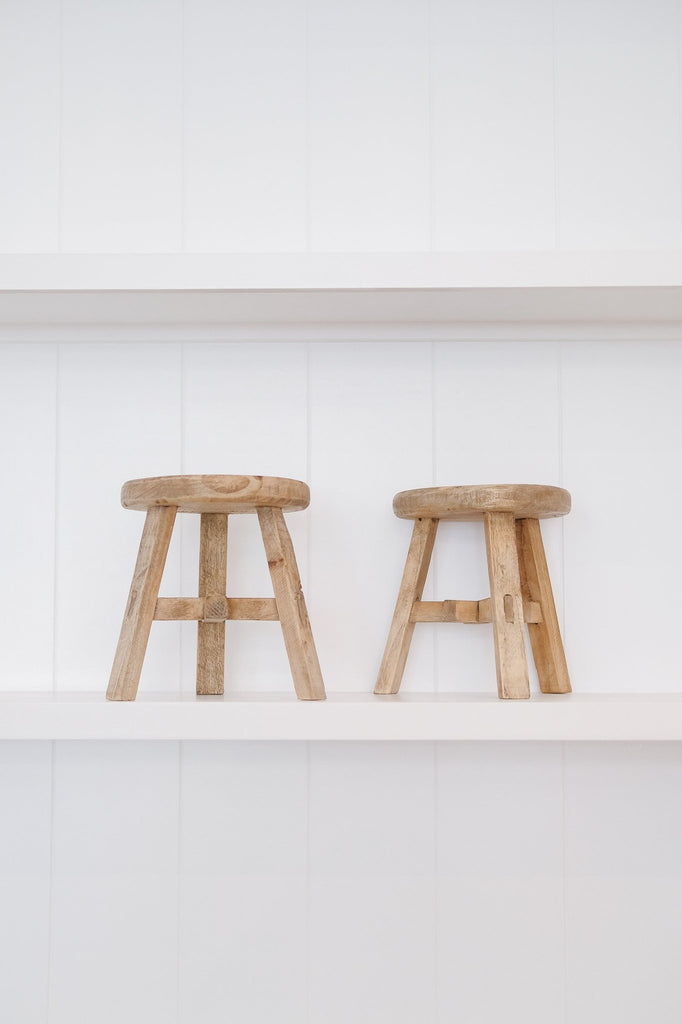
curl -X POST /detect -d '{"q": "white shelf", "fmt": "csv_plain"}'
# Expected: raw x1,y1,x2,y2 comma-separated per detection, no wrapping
2,252,682,323
1,691,682,741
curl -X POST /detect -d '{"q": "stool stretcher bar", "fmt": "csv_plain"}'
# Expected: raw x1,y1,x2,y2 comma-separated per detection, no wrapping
154,597,279,621
410,599,542,624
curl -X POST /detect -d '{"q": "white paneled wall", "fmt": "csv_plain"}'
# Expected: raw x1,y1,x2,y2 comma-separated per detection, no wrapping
0,0,60,252
3,0,682,253
6,335,681,697
3,0,682,1019
308,0,429,250
55,343,183,690
430,0,556,250
60,0,183,252
1,336,682,1022
554,0,681,249
3,737,682,1023
184,1,308,251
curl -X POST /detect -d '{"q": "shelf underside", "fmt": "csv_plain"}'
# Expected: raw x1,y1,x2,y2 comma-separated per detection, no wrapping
1,692,681,741
3,253,682,323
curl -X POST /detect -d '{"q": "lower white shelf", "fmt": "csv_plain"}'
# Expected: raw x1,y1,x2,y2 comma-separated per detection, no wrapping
0,691,681,741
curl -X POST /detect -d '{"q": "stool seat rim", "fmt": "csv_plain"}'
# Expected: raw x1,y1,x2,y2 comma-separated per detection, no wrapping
121,474,310,513
393,484,571,521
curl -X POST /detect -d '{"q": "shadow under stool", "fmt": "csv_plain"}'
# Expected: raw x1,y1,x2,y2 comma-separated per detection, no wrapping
107,474,325,702
374,484,571,700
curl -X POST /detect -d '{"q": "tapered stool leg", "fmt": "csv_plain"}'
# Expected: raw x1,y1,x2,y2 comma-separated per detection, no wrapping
197,513,228,695
484,511,529,699
375,517,438,695
107,505,177,701
517,518,571,694
257,507,325,701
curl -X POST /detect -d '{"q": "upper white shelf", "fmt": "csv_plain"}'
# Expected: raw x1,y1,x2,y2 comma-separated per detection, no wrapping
2,691,682,741
2,251,682,323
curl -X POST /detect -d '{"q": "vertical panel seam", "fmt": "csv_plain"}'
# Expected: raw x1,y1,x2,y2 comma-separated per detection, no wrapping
551,0,560,249
678,0,682,243
52,344,61,693
433,741,439,1023
304,0,311,252
305,342,312,1020
305,341,312,601
57,0,64,252
179,342,185,688
176,741,182,1024
431,340,438,693
45,741,56,1024
561,741,568,1024
305,741,311,1023
427,0,434,251
557,342,566,641
180,0,186,252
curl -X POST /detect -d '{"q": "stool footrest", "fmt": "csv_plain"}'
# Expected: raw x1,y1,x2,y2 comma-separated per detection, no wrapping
154,597,279,621
410,599,542,624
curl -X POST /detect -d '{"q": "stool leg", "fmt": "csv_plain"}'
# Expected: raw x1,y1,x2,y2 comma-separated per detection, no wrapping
106,506,177,701
484,512,529,699
375,518,438,695
517,518,571,694
257,507,325,701
197,513,228,695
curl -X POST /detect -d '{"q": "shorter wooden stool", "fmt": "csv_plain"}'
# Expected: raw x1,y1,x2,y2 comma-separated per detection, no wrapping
107,475,325,701
375,484,571,700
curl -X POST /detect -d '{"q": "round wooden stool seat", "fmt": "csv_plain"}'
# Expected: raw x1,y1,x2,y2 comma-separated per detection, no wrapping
108,473,324,703
376,482,572,701
393,484,571,522
121,474,310,514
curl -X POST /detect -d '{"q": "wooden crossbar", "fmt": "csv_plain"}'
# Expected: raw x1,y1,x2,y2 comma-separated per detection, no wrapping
410,599,542,624
154,597,279,622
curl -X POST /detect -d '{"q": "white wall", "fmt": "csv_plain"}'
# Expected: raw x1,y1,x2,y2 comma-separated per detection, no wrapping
2,0,682,1022
3,334,682,697
1,333,681,1024
2,0,682,254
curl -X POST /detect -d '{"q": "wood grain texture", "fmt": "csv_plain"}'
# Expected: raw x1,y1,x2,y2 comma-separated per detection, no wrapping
257,506,325,700
225,598,279,621
394,484,570,522
155,597,204,620
196,513,227,695
517,517,571,694
410,599,541,624
374,518,438,695
122,474,310,514
154,597,279,621
484,512,530,699
106,506,177,701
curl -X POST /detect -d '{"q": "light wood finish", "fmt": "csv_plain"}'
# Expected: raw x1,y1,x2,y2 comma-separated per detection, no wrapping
394,484,570,522
155,597,205,620
376,484,570,700
122,474,310,514
224,598,279,621
154,597,279,621
410,599,541,624
517,518,571,694
106,506,177,701
109,475,324,701
257,507,325,701
374,518,438,695
484,512,530,699
203,595,229,622
196,514,228,696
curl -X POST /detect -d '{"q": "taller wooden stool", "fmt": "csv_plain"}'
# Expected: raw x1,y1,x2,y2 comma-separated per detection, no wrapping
107,475,325,701
375,484,571,700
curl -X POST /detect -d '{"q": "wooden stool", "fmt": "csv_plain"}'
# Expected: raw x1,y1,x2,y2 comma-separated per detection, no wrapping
374,484,571,700
106,475,325,701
